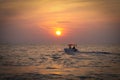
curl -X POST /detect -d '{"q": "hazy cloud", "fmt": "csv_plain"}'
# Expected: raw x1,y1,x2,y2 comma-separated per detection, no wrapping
0,0,120,44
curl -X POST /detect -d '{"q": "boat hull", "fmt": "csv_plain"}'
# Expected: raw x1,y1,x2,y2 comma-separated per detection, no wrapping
64,48,79,54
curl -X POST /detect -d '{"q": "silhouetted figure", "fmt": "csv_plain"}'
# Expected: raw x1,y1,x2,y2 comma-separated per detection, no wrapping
72,46,77,52
72,46,75,49
69,45,72,49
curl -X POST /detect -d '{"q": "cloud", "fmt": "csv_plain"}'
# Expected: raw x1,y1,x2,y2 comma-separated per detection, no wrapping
0,0,120,44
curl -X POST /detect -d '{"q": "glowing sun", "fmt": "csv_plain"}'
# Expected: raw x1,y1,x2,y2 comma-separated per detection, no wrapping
56,30,61,36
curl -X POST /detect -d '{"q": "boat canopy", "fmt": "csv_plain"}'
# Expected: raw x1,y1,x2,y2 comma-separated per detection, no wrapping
68,44,77,46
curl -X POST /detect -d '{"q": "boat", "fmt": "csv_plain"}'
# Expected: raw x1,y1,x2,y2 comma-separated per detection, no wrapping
64,44,79,54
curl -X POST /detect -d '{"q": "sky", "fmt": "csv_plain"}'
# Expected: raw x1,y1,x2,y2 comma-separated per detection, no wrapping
0,0,120,44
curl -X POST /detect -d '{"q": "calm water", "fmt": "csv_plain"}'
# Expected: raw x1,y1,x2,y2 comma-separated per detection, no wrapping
0,44,120,80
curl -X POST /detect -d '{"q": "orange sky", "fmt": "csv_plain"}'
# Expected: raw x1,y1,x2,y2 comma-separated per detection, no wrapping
0,0,120,44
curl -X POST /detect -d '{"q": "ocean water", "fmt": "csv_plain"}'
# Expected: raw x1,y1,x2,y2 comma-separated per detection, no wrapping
0,44,120,80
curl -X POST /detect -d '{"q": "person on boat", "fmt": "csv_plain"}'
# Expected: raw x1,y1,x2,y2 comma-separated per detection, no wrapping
72,45,77,52
68,44,72,49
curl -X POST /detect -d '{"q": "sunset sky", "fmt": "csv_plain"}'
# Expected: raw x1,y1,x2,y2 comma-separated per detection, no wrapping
0,0,120,44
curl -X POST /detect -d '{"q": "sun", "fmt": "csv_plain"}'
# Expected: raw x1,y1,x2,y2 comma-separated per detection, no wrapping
56,30,61,36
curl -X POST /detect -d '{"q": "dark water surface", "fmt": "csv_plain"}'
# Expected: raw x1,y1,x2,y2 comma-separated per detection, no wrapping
0,44,120,80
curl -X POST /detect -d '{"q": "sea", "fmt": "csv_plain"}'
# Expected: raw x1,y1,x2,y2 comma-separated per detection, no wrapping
0,44,120,80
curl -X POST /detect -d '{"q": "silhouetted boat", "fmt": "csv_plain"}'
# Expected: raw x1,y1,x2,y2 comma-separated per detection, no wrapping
64,44,79,54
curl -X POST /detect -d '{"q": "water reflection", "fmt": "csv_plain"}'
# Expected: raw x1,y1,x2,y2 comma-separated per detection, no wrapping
0,44,120,80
